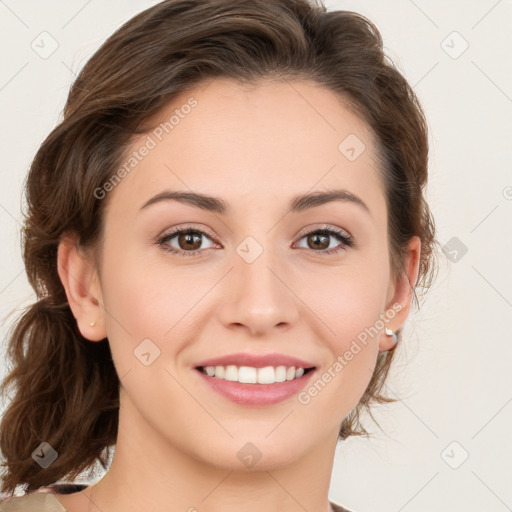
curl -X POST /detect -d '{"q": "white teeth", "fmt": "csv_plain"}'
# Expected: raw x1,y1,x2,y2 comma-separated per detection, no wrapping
201,365,309,384
224,365,238,382
257,366,275,384
215,365,225,379
275,366,287,382
238,366,257,384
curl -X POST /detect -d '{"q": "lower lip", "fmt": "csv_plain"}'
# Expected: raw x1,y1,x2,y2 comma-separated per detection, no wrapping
195,368,316,406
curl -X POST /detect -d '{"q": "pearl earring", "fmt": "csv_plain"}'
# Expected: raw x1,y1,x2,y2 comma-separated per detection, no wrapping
89,321,96,327
385,327,398,343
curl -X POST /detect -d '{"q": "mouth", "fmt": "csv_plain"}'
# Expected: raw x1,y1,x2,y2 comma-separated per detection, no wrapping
193,364,317,406
195,365,316,384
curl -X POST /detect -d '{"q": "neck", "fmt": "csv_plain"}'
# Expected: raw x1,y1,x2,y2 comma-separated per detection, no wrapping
79,390,339,512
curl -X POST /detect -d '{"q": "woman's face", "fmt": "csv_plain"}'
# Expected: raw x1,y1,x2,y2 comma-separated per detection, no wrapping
81,78,418,470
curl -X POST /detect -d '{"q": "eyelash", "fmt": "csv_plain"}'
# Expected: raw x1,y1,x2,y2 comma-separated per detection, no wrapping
156,225,354,257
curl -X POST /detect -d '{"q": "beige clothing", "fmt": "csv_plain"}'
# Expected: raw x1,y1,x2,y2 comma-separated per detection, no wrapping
0,492,67,511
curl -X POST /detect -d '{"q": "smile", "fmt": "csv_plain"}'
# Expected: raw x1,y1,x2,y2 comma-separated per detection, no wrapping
194,366,317,406
199,364,311,384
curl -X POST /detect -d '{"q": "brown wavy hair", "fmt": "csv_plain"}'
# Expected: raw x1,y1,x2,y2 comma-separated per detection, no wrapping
0,0,438,495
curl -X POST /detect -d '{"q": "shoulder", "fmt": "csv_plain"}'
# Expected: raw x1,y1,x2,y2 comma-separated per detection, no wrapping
330,501,356,512
0,492,67,511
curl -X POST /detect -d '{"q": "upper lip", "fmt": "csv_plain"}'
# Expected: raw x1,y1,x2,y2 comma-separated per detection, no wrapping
194,352,316,369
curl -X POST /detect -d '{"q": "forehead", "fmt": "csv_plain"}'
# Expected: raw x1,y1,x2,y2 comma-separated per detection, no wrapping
104,78,385,220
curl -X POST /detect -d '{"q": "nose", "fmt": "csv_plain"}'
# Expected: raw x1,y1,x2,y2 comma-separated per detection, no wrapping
217,247,299,337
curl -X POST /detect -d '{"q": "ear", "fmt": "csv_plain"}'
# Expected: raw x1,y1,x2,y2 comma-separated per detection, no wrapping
379,235,421,352
57,233,107,342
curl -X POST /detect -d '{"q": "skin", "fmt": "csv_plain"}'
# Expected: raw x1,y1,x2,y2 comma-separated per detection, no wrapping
56,78,420,512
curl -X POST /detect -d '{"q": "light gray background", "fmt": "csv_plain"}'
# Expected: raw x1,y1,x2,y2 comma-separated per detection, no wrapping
0,1,511,511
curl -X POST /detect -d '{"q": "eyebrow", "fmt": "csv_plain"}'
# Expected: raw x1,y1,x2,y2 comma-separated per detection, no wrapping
140,189,370,215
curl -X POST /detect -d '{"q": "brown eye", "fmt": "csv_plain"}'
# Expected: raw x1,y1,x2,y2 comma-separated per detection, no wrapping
157,228,216,256
157,225,354,257
295,227,354,255
306,232,330,250
176,231,202,251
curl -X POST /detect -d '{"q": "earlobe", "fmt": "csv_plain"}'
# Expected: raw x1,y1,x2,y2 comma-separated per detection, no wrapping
379,236,421,352
378,327,399,353
57,234,106,341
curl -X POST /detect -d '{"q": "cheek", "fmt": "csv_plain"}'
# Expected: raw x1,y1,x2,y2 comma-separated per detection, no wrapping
297,284,383,423
96,238,168,352
98,242,208,371
99,233,175,328
325,286,382,367
294,259,389,408
302,261,389,348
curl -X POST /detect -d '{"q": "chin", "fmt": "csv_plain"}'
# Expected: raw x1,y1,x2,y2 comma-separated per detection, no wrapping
189,433,306,472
